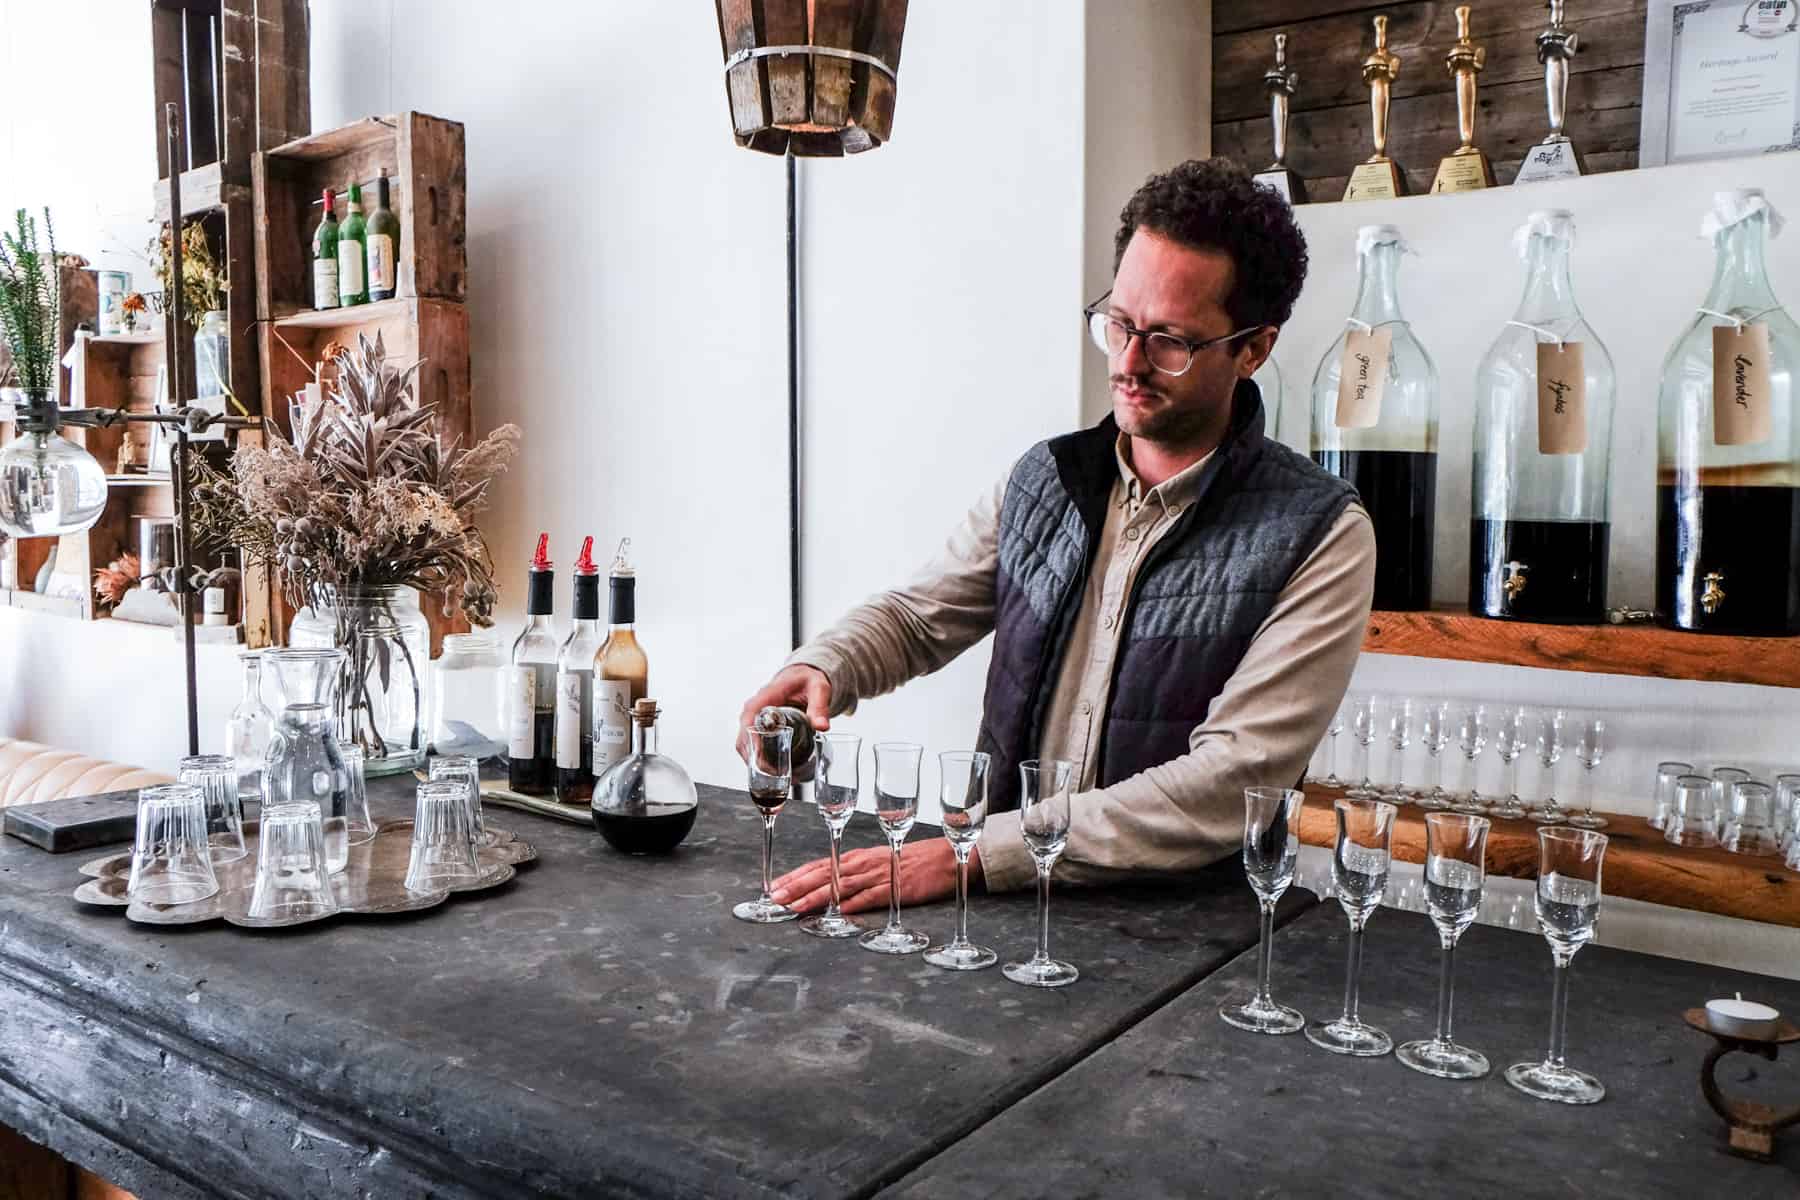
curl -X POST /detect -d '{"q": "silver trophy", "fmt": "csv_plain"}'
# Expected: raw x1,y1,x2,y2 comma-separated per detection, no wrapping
1515,0,1583,183
1252,34,1305,203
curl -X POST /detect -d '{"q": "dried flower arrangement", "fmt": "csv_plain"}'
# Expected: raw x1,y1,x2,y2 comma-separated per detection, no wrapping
93,553,141,612
149,221,225,330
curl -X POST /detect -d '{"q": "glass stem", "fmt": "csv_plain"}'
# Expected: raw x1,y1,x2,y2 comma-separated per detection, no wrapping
1036,862,1053,962
1358,739,1371,790
825,827,844,917
761,814,776,901
1547,955,1572,1069
1431,750,1444,799
887,841,902,931
1254,898,1276,1005
1435,939,1457,1046
954,847,970,946
1327,735,1340,785
1341,921,1365,1025
1507,755,1521,805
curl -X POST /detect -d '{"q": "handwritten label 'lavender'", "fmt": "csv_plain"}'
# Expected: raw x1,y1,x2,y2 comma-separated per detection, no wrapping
1713,322,1773,446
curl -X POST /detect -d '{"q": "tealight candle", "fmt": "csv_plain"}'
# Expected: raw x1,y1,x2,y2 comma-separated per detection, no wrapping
1705,992,1780,1039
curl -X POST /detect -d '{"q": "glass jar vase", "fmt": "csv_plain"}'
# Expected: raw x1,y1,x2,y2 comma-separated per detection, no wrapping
290,584,430,775
429,632,506,766
194,309,229,400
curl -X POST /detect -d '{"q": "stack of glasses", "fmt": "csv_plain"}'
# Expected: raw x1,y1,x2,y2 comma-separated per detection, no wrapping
1652,761,1795,860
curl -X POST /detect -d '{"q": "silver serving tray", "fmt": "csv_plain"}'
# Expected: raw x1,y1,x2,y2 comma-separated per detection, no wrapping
71,818,532,930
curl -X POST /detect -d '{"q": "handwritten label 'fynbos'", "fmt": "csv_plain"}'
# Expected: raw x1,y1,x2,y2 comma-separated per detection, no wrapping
1713,322,1773,446
1536,341,1587,455
1334,327,1392,429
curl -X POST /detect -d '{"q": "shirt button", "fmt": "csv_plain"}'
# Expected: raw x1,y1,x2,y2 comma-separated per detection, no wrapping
1125,526,1142,541
1168,505,1183,519
1102,614,1116,630
1077,700,1093,716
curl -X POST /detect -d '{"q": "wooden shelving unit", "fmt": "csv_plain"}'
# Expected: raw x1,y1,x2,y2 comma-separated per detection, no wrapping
1362,607,1800,688
1299,784,1800,928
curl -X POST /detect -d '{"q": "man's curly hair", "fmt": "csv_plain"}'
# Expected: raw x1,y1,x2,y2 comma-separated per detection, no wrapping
1112,158,1309,335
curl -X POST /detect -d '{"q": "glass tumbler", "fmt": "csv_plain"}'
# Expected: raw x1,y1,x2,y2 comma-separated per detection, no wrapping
248,800,338,922
127,784,220,905
177,753,247,864
1665,774,1718,848
404,780,482,892
1650,761,1693,831
1724,780,1782,857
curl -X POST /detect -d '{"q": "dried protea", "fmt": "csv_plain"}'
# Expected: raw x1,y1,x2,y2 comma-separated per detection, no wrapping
93,552,141,611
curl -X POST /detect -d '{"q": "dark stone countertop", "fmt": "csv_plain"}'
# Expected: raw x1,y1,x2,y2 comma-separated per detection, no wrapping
0,777,1308,1199
884,902,1800,1199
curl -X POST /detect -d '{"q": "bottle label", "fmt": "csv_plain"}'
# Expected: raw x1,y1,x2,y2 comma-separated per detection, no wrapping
507,666,535,759
1536,341,1587,455
338,241,366,298
313,259,339,309
1713,322,1774,446
1333,327,1390,429
367,234,396,292
555,669,591,769
592,679,632,775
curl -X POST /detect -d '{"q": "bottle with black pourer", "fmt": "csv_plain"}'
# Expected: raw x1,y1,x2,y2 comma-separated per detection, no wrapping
554,536,602,805
507,533,558,795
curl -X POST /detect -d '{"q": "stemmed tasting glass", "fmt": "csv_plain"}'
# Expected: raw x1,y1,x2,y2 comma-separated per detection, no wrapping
733,724,799,924
1397,812,1491,1079
1323,701,1349,788
1529,710,1570,824
1003,759,1079,988
1450,704,1489,815
1567,713,1607,829
1383,698,1415,805
924,752,997,970
1490,705,1530,820
1505,826,1609,1104
1417,699,1452,810
859,742,930,954
801,732,864,939
1305,798,1397,1056
1219,787,1307,1034
1347,694,1381,799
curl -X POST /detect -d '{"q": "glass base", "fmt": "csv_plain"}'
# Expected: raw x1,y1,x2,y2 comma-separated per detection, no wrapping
1219,997,1305,1035
1449,796,1489,816
733,896,799,924
1489,796,1528,820
1416,793,1451,812
1304,1017,1393,1057
923,940,998,970
859,924,930,954
1504,1059,1605,1104
1003,956,1079,988
799,911,864,939
1346,782,1377,799
1528,805,1568,824
1397,1037,1490,1079
1379,788,1412,807
1565,813,1608,830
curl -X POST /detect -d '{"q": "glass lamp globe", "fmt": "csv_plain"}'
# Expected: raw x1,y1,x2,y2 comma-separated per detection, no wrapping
0,429,108,537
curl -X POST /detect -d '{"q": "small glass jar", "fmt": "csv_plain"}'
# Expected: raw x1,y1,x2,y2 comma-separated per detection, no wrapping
194,309,229,399
429,632,506,765
592,699,698,854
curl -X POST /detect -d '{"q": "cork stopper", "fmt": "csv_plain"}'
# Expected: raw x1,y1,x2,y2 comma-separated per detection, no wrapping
632,698,660,726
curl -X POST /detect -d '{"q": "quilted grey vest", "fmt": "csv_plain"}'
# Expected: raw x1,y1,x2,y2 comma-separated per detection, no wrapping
977,381,1356,811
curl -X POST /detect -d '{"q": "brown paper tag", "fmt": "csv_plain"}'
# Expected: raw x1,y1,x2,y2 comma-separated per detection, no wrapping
1334,328,1391,430
1713,322,1774,447
1536,342,1587,455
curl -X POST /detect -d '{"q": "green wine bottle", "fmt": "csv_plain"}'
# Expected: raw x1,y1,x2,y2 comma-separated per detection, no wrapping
337,181,368,307
367,167,401,301
311,188,339,311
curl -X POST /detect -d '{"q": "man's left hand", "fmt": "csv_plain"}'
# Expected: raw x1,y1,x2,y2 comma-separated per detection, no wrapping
771,837,968,914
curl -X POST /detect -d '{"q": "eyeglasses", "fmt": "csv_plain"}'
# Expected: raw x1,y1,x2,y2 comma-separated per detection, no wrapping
1083,290,1262,377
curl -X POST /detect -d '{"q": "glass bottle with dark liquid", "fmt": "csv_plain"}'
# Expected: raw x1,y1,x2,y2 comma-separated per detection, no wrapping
507,533,558,794
1657,189,1800,635
1311,224,1440,610
592,699,699,853
554,536,602,805
1469,210,1616,623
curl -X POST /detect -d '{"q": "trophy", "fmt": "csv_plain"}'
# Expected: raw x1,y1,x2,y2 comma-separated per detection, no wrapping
1515,0,1584,183
1254,33,1306,204
1431,6,1495,193
1344,16,1406,202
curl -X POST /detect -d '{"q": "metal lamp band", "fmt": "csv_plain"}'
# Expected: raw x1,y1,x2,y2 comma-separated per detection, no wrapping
724,44,898,82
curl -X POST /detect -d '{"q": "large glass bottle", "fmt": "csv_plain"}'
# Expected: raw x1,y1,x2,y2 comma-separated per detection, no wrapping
1657,189,1800,634
1470,210,1616,622
554,537,603,805
1311,225,1440,610
507,533,558,794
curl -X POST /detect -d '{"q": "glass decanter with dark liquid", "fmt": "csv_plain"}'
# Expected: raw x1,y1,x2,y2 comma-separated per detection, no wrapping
591,699,698,853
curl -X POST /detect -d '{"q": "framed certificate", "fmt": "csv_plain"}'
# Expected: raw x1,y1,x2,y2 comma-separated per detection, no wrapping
1641,0,1800,166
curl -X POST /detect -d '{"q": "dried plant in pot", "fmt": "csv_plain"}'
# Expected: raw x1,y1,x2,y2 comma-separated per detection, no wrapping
192,332,520,774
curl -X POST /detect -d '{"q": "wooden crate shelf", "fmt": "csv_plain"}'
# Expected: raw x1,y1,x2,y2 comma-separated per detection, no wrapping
1362,607,1800,688
270,296,411,330
1300,785,1800,928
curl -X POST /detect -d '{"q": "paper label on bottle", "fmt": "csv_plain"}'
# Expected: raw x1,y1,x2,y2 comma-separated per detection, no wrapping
555,669,590,769
1536,341,1587,455
591,679,632,776
367,234,395,292
312,259,339,309
1333,328,1391,429
1713,322,1774,446
507,666,535,759
337,241,366,299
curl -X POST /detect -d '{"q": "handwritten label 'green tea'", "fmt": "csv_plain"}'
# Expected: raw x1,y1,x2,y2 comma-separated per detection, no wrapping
1334,327,1392,430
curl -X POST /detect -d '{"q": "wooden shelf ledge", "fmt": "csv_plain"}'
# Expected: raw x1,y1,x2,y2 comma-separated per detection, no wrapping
270,297,411,330
1362,607,1800,688
1300,785,1800,928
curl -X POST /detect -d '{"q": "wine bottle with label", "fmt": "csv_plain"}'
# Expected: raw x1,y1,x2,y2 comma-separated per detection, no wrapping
508,533,558,794
591,539,648,779
311,189,339,311
367,167,400,302
337,181,368,307
554,537,602,805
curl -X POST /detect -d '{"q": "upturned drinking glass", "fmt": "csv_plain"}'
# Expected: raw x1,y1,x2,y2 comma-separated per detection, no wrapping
127,784,220,905
1709,767,1750,835
1529,708,1570,824
1505,826,1609,1104
801,732,864,939
1306,798,1397,1056
1220,787,1307,1035
1347,694,1381,799
1398,812,1491,1079
335,742,377,847
925,751,997,970
1777,774,1800,857
734,724,799,924
247,800,338,922
1417,699,1452,810
1383,698,1415,805
860,742,929,953
1665,773,1718,847
1567,713,1608,829
403,780,481,892
1450,704,1489,814
1491,705,1531,820
1724,779,1782,857
177,753,247,864
1003,758,1079,987
429,753,497,848
264,701,350,875
1649,760,1694,831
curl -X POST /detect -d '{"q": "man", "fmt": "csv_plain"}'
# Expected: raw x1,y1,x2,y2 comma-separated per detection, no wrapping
739,158,1375,913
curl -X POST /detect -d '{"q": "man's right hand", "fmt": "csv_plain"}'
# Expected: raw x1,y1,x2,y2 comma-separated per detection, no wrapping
736,664,834,751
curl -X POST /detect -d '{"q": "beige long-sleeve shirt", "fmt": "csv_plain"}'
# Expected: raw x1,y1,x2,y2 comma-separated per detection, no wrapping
787,433,1376,892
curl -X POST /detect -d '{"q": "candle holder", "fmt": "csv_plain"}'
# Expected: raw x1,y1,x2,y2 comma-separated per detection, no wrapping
1683,1007,1800,1160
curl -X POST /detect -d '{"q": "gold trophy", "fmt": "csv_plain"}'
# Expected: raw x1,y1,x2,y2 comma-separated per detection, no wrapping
1431,5,1496,193
1344,16,1406,202
1253,34,1306,204
1515,0,1584,183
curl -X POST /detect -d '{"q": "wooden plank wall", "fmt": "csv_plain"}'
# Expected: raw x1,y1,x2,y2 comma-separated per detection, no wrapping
1213,1,1648,199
